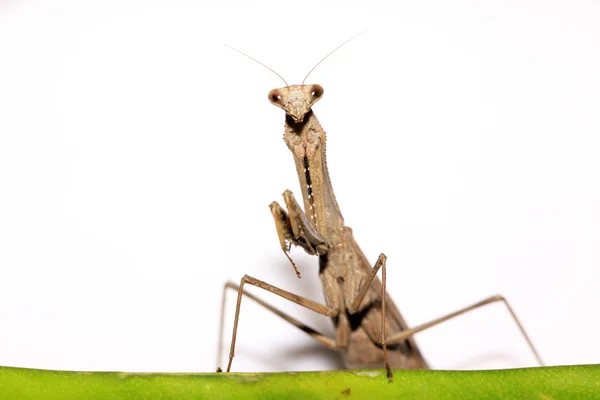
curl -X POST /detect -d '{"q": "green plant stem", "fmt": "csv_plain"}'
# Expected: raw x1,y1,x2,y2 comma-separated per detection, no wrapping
1,365,599,399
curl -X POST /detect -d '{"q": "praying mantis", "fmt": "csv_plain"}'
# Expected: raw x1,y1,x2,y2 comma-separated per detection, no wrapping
217,35,543,382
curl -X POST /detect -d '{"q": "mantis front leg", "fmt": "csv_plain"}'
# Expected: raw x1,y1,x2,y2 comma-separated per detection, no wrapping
269,189,328,278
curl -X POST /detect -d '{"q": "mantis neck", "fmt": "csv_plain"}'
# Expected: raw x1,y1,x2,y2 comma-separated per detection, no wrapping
285,111,345,241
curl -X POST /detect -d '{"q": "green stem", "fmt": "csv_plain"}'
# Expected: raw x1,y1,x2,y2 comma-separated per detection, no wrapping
1,365,599,399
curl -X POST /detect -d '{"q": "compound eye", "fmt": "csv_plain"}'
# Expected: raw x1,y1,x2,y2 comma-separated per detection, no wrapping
268,89,283,104
310,84,323,99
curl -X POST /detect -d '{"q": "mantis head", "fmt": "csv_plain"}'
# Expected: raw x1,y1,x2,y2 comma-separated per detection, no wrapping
226,32,363,123
268,84,324,123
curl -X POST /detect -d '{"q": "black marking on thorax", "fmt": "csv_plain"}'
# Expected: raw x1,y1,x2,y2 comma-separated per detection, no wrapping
303,155,316,226
303,156,313,197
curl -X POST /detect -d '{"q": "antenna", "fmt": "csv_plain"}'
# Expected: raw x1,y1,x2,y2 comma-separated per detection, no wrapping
225,44,289,87
301,31,367,86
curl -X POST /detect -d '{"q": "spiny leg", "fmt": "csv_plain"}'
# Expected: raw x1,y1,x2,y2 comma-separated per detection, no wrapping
269,201,302,278
269,190,327,279
225,274,339,372
347,253,394,382
384,295,544,366
281,190,326,252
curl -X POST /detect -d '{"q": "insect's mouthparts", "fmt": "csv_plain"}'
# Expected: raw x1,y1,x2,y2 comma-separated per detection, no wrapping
289,113,305,123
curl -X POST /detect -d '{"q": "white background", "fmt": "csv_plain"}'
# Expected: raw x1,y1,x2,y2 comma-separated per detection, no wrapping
1,1,599,373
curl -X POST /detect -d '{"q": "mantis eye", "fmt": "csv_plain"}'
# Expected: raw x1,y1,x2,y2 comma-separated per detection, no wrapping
268,89,283,104
310,84,324,99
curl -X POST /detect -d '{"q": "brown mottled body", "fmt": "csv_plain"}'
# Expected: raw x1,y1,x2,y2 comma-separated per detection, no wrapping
282,106,427,370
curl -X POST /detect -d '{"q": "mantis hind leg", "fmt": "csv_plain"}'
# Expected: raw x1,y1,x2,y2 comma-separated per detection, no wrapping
384,295,544,366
